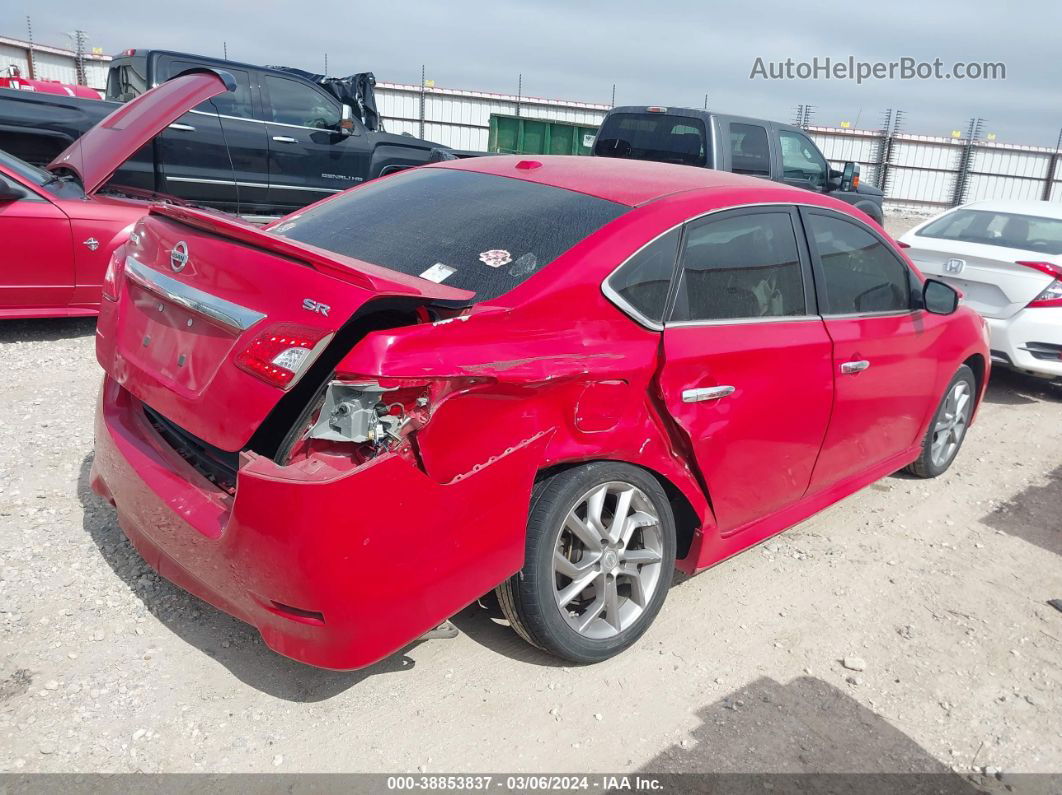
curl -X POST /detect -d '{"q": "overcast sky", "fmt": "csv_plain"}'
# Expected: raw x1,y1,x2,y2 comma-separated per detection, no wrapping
4,0,1060,146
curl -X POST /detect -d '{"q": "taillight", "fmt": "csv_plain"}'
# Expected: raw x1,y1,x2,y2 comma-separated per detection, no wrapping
1016,261,1062,308
896,240,911,249
101,250,126,302
235,323,333,389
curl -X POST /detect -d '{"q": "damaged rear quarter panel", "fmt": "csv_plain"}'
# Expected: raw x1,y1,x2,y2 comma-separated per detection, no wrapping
334,266,714,565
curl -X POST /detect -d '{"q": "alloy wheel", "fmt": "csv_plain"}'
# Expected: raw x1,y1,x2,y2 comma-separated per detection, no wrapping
930,380,972,468
552,481,664,640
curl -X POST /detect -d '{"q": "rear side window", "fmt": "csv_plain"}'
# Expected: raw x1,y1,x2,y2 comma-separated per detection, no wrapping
671,211,806,322
106,62,148,101
918,209,1062,256
274,168,628,302
607,229,680,324
729,123,771,176
806,213,912,314
594,113,709,167
163,60,254,118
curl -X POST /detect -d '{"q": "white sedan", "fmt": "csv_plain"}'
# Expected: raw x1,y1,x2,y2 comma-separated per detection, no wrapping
899,199,1062,379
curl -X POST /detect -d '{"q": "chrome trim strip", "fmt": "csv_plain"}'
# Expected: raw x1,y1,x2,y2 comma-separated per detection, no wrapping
666,315,820,328
124,257,266,332
165,176,342,194
188,108,343,133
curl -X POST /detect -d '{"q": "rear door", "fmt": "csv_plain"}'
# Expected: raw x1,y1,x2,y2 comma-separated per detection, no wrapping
801,208,942,491
723,120,774,179
153,56,270,211
0,177,74,310
656,206,834,534
261,73,367,211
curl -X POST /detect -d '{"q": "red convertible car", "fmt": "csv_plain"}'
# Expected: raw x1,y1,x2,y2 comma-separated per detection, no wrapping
91,155,990,669
0,70,233,318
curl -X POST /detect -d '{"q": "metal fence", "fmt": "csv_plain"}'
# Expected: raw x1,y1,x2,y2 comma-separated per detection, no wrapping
374,81,609,152
376,80,1062,214
807,126,1062,213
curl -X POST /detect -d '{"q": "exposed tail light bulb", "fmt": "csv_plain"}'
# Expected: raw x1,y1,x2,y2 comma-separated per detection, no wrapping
1016,261,1062,308
235,323,333,389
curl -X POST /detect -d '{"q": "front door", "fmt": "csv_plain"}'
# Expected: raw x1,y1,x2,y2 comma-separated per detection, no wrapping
657,207,834,534
800,208,942,490
262,74,367,211
777,128,828,193
0,182,74,310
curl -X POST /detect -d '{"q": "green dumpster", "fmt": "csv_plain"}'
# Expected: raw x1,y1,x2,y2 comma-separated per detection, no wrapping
488,114,600,156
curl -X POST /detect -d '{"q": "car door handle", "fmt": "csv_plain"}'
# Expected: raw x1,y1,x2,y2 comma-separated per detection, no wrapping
682,385,735,403
168,123,195,131
272,136,298,143
840,360,871,374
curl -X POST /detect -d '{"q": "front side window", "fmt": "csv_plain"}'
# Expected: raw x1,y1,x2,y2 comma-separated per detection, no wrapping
265,76,340,129
779,130,827,190
274,168,628,302
806,213,912,314
607,229,680,324
917,208,1062,256
671,211,806,322
729,123,770,176
594,113,709,167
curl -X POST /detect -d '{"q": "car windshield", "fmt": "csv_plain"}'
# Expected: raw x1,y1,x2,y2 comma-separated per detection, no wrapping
0,149,52,186
272,168,628,302
917,208,1062,256
593,112,710,167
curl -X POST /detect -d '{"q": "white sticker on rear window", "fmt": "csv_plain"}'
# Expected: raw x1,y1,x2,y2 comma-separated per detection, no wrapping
420,262,456,283
478,249,512,268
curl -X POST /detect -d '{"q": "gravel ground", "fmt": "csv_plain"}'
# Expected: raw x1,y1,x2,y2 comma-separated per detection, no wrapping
0,215,1060,780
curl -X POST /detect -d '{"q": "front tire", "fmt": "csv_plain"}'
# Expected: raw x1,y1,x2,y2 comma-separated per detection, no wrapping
906,365,976,478
497,462,677,664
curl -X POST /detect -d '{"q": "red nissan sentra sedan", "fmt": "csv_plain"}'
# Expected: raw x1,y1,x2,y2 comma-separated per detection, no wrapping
91,155,990,669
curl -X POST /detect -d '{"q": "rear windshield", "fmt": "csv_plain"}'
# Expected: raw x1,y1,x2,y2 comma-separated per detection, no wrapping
273,168,628,301
917,208,1062,256
593,112,710,167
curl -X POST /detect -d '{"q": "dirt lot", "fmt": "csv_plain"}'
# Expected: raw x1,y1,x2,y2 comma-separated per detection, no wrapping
0,214,1060,780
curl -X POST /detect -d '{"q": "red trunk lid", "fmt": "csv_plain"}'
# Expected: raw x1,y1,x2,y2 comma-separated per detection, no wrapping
99,206,473,451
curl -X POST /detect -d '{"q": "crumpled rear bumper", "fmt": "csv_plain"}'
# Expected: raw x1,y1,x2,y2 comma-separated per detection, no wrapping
91,376,545,670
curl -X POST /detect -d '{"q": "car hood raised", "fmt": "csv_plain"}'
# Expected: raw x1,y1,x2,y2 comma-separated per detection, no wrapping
48,70,236,195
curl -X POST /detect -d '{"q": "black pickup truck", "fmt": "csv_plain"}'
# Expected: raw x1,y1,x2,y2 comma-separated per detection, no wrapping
0,49,453,215
593,106,885,224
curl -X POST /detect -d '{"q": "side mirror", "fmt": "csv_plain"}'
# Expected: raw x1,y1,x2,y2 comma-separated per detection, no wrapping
840,161,860,192
0,177,24,202
338,104,356,136
923,279,960,315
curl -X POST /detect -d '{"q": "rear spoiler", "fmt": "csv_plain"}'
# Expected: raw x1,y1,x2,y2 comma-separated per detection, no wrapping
268,67,381,132
148,204,475,305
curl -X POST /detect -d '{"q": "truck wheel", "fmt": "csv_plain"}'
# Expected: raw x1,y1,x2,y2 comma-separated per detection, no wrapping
906,365,976,478
497,462,676,663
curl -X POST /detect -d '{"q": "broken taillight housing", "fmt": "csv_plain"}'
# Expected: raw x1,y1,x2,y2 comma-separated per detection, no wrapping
235,323,333,389
1016,261,1062,308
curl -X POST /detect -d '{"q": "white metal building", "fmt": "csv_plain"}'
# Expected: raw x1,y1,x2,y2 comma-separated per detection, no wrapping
0,35,111,91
